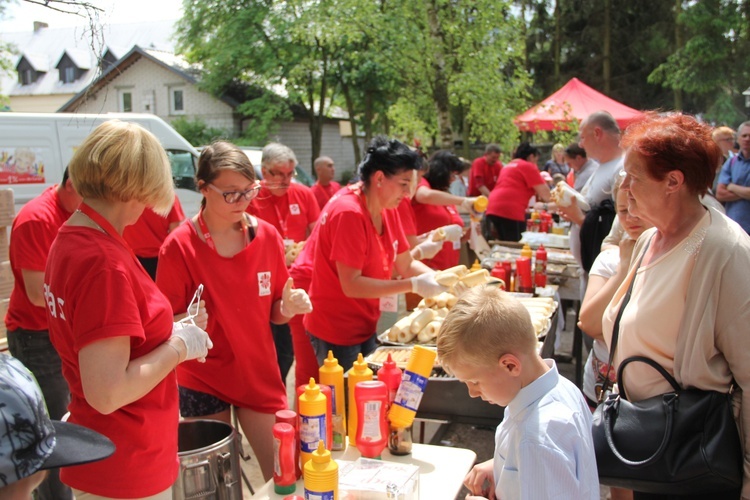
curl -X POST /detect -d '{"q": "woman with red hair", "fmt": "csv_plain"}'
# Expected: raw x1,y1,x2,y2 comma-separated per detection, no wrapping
601,112,750,499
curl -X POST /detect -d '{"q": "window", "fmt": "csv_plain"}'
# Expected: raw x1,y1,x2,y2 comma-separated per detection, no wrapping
119,90,133,112
167,150,196,190
170,88,185,114
61,66,76,83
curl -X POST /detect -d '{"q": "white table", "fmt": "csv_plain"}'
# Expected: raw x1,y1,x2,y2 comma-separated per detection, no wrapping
251,442,477,499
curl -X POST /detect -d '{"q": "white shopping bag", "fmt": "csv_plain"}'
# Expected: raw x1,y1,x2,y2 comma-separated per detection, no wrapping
469,219,491,259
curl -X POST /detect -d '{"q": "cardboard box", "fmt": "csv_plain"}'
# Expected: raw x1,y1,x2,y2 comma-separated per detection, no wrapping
0,261,13,299
0,190,13,227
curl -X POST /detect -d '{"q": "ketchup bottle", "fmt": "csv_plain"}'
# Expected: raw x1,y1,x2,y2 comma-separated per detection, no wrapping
355,381,389,459
272,423,297,495
376,353,403,406
275,409,301,479
535,244,548,288
490,262,507,289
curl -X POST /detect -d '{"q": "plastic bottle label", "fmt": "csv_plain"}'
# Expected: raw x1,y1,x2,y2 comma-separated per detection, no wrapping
392,370,428,411
305,488,335,500
362,401,382,440
326,384,337,410
273,437,281,476
300,414,326,452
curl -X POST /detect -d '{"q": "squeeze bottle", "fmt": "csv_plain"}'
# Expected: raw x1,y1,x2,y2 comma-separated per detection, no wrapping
388,345,437,429
355,381,389,459
521,243,533,259
303,441,338,500
296,384,333,451
298,378,327,468
473,195,488,213
376,353,403,405
516,257,534,294
346,353,373,446
275,409,301,478
272,423,297,495
318,351,346,450
535,244,548,288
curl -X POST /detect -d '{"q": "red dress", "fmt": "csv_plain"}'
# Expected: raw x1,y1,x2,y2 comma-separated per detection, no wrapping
156,218,288,412
411,178,464,270
304,186,408,345
45,219,178,497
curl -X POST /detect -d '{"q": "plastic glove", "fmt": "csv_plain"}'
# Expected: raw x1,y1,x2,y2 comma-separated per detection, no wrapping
460,197,478,212
410,272,447,298
413,233,443,260
280,278,313,317
440,224,464,242
171,323,213,363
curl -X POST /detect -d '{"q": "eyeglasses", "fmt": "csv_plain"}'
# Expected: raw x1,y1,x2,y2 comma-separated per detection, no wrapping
207,182,260,204
265,169,297,181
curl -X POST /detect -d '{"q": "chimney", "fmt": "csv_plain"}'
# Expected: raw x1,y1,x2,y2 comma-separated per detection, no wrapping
33,21,49,32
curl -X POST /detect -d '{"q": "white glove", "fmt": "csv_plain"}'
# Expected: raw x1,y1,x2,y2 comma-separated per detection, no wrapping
171,323,213,363
440,224,464,242
410,272,447,298
460,197,478,212
280,278,313,317
413,233,443,260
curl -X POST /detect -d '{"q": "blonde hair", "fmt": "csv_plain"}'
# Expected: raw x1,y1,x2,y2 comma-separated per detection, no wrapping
712,126,735,141
69,120,174,214
437,286,537,372
552,143,565,153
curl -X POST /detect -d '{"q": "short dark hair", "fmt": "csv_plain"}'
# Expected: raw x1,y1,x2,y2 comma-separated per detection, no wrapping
564,143,587,158
424,150,464,192
62,166,71,186
484,144,501,155
513,142,539,160
358,136,422,186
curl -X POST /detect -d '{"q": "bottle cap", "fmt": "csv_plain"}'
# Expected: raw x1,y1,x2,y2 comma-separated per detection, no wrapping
304,378,320,397
275,409,297,425
275,483,297,495
352,353,367,372
312,440,331,463
383,353,396,369
323,350,339,367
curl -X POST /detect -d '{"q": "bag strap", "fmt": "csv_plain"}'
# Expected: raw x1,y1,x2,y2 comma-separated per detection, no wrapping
597,237,652,403
617,356,681,399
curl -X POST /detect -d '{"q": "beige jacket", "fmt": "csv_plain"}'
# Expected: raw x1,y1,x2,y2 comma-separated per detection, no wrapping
628,208,750,498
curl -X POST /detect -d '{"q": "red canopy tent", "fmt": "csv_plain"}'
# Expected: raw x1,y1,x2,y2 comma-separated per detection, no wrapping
514,77,643,132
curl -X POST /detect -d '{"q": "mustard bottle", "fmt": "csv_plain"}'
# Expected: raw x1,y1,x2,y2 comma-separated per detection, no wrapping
298,378,327,468
303,440,338,500
319,350,346,450
473,195,488,213
346,353,373,446
388,345,437,429
470,259,482,272
521,243,533,259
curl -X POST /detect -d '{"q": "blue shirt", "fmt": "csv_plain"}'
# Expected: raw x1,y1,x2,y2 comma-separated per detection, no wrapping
493,360,599,500
718,152,750,233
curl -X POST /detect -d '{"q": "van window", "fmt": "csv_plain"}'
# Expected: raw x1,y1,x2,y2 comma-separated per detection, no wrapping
167,150,196,190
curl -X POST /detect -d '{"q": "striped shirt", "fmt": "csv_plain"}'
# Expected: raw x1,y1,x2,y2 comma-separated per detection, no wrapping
494,360,599,500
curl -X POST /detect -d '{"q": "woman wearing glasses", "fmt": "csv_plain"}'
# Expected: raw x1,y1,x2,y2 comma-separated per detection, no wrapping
304,136,446,371
44,120,211,499
156,141,311,481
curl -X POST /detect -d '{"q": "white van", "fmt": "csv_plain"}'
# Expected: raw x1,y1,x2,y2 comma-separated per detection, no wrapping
0,112,202,217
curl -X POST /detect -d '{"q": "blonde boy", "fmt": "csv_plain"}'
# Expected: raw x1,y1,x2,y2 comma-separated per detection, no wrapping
437,286,598,500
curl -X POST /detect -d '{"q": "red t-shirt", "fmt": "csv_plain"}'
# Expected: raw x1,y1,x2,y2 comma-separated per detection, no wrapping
304,186,408,345
311,180,342,210
468,156,502,196
7,186,73,332
411,178,464,270
247,183,320,242
156,218,288,412
45,226,178,497
487,158,545,221
395,196,417,238
122,196,185,258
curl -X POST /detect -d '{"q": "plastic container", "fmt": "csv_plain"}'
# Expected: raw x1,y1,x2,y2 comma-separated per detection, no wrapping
388,346,437,429
520,243,533,259
388,424,413,456
535,244,548,288
470,259,482,272
275,409,301,479
473,195,488,213
490,262,507,289
303,441,338,500
297,384,333,451
355,381,389,459
318,350,346,451
346,353,373,446
298,378,327,468
516,257,533,294
273,423,297,495
376,353,403,406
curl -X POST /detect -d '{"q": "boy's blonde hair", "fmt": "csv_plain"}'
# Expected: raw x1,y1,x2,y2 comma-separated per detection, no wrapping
437,286,537,372
69,120,174,214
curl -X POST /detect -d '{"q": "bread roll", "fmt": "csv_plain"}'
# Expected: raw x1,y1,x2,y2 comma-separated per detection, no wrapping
432,228,446,241
410,308,436,334
417,320,442,343
435,271,460,287
388,315,415,341
459,269,490,287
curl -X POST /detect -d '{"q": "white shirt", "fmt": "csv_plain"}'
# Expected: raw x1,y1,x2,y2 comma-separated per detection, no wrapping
494,360,599,500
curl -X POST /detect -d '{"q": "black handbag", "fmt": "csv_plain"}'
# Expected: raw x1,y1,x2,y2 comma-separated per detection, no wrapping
591,240,743,494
